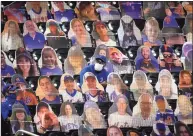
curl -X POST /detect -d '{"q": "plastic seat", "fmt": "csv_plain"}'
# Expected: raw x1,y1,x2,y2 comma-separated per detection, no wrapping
147,73,159,87
25,76,39,91
50,75,62,90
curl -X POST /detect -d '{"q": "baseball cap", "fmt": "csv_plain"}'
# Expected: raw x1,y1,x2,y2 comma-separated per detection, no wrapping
160,45,174,53
84,100,99,111
155,95,165,102
11,74,27,85
84,72,96,80
95,55,107,63
37,102,49,112
16,47,32,60
64,75,74,82
156,122,166,131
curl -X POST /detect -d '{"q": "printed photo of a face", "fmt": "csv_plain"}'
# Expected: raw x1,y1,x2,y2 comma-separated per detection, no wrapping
108,47,125,64
1,51,16,77
159,45,183,72
26,2,50,23
175,121,192,136
119,2,143,19
107,126,123,136
16,47,39,78
23,20,46,51
10,102,34,134
3,2,27,23
166,2,185,18
51,2,75,23
142,17,162,47
182,2,193,15
44,19,69,49
182,42,192,71
1,20,24,52
153,122,172,136
96,2,121,21
179,70,192,89
127,131,140,136
77,2,99,21
34,102,60,133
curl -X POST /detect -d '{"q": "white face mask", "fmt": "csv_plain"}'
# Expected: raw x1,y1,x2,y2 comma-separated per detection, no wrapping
94,63,104,71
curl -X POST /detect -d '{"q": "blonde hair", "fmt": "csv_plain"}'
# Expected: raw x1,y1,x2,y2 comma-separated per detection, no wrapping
2,20,21,35
70,18,86,34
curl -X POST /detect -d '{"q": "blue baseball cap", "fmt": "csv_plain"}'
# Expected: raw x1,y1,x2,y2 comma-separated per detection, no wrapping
160,45,174,53
95,55,107,63
156,122,166,131
64,75,74,82
155,95,165,102
11,74,26,85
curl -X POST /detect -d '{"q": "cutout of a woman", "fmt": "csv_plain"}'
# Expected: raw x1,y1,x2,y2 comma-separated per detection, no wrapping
16,47,39,78
35,76,60,104
68,18,92,47
34,101,60,133
178,70,193,98
106,72,132,102
174,95,193,125
135,46,159,73
82,100,107,129
64,46,87,76
1,51,16,77
44,19,69,49
2,20,24,52
107,126,124,136
118,15,142,48
108,95,132,128
90,44,114,73
58,102,82,132
155,69,178,99
130,70,153,101
174,121,193,136
10,102,34,134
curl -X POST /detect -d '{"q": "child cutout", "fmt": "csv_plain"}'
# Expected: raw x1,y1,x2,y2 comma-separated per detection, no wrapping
36,76,61,104
135,46,159,73
81,72,106,102
58,101,82,132
39,46,63,76
10,102,34,134
68,18,92,47
108,95,132,128
178,70,193,98
1,51,16,77
51,1,75,23
11,74,38,105
16,47,39,78
33,101,60,133
106,72,132,102
142,17,162,48
59,74,84,103
130,70,153,101
153,95,175,125
174,95,193,125
155,69,178,99
44,19,69,49
82,100,107,129
23,20,46,51
1,20,24,52
64,46,88,76
26,2,52,23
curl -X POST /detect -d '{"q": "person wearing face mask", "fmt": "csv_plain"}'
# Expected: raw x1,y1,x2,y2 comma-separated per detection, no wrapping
159,45,183,72
80,55,109,87
11,74,38,105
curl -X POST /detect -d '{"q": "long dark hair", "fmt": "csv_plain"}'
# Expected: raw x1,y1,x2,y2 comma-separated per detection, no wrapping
175,121,193,136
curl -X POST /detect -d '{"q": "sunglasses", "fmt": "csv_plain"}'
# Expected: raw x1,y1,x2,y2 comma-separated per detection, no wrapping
163,54,172,58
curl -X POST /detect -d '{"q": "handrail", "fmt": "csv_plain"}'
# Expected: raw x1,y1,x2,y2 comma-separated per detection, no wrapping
15,130,39,136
